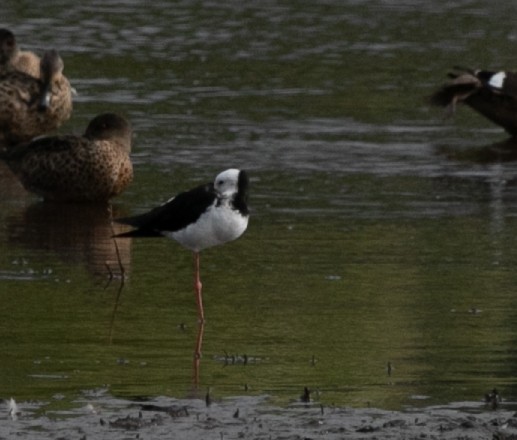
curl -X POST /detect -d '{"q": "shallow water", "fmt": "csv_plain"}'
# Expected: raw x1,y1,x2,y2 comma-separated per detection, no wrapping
2,0,517,416
2,392,517,440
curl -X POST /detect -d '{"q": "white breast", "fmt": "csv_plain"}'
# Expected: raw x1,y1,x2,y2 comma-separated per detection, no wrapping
166,203,249,252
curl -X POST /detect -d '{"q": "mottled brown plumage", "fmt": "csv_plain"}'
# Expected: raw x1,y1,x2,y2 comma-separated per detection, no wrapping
0,29,73,147
0,113,133,202
13,50,41,78
0,28,54,78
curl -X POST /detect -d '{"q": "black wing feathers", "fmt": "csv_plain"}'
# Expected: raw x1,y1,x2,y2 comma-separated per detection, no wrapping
116,183,216,236
497,72,517,97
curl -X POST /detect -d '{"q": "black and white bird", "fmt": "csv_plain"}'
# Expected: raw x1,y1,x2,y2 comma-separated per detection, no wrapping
430,66,517,136
115,168,250,322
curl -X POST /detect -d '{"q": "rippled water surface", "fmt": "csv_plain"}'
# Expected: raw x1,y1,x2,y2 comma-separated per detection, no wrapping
2,0,517,414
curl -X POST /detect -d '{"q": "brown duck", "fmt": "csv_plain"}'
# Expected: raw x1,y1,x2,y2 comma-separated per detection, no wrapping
0,27,66,79
0,113,133,202
0,29,73,147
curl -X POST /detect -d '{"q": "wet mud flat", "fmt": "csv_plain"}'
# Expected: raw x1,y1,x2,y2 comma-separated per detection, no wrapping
3,392,517,440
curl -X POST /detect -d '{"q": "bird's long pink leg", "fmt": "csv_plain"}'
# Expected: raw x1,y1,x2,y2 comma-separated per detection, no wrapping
193,252,205,323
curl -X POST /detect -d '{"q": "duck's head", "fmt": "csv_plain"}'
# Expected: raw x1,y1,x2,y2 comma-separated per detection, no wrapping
84,113,133,151
38,50,65,110
0,29,17,65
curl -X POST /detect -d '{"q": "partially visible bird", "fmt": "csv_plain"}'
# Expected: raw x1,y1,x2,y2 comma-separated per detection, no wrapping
0,29,73,147
13,49,41,78
0,113,133,202
115,169,250,322
36,50,72,113
484,388,502,409
7,397,19,421
300,387,311,403
0,29,18,72
0,28,39,76
430,66,517,136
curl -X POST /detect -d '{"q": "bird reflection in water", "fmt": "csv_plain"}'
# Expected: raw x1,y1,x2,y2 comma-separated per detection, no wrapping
7,202,131,280
7,202,131,343
174,322,205,390
7,201,212,390
435,137,517,163
193,321,205,388
173,321,206,390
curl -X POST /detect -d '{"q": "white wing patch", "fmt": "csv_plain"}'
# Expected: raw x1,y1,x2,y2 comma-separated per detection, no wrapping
488,71,506,89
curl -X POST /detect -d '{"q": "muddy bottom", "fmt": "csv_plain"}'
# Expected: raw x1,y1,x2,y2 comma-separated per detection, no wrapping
3,391,517,440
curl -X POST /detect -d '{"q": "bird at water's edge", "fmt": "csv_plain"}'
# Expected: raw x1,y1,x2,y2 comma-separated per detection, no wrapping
430,66,517,136
0,113,133,202
114,169,250,322
0,29,73,147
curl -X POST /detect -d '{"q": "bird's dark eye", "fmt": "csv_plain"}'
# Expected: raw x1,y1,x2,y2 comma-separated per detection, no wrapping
218,180,224,185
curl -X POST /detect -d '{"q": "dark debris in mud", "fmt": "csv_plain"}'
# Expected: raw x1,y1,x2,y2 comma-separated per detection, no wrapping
3,393,517,440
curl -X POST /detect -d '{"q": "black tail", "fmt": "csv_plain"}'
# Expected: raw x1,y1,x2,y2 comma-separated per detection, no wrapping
113,216,164,238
